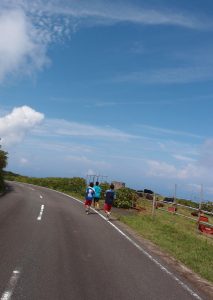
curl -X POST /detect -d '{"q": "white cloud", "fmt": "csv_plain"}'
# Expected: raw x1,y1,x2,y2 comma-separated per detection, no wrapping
146,159,177,178
0,106,44,146
34,118,138,141
0,9,50,82
20,157,29,164
39,0,206,29
173,154,196,162
115,67,213,85
0,0,209,83
138,124,203,139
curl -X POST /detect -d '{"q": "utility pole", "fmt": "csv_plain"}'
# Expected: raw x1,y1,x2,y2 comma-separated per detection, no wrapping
85,174,108,184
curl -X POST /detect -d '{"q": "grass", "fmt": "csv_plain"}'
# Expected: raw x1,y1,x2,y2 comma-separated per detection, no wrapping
113,201,213,283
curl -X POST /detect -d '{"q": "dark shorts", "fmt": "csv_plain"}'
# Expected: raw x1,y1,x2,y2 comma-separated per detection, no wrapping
94,197,100,202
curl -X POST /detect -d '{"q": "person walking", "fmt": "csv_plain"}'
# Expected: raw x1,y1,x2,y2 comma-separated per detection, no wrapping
85,182,95,214
104,183,116,220
93,181,101,210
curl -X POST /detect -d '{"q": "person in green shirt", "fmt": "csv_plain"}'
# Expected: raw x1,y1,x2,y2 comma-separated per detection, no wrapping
93,181,101,210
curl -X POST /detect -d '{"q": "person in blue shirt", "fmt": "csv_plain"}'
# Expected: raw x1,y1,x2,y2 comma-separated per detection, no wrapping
104,183,116,220
93,181,102,210
85,182,95,214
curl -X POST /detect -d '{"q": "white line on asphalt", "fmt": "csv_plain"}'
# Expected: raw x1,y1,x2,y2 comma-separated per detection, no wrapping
55,191,203,300
1,269,21,300
26,185,202,300
40,195,43,199
37,204,44,221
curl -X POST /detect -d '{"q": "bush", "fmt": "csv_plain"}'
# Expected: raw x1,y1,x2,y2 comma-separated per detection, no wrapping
114,187,139,209
0,173,5,193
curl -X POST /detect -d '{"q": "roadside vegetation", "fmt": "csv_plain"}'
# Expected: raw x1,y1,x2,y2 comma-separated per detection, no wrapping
0,147,8,193
4,172,213,282
114,200,213,283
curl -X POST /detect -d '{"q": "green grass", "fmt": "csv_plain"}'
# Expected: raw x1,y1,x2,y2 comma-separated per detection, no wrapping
113,206,213,283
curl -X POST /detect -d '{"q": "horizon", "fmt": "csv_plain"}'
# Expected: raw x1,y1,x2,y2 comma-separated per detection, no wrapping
1,1,213,202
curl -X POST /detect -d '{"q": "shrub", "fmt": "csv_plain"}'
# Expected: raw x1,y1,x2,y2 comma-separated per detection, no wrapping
114,187,139,209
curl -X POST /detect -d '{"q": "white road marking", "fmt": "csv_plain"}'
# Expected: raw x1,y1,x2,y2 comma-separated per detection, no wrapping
1,269,20,300
37,204,44,221
40,195,43,199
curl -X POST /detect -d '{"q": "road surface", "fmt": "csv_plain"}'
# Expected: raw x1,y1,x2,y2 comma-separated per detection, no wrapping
0,182,210,300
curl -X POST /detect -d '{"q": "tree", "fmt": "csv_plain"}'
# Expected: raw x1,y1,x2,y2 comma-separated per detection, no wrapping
0,149,8,170
0,147,8,192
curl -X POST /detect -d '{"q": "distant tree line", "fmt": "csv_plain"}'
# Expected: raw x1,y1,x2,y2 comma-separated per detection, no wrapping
4,172,138,208
4,172,87,196
4,170,212,212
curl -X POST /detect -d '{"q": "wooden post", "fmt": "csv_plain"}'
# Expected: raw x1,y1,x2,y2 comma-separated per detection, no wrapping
152,193,156,219
173,183,177,214
197,184,203,232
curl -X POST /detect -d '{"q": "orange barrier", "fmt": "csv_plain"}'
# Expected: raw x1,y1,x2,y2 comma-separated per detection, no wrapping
198,216,213,235
168,206,177,213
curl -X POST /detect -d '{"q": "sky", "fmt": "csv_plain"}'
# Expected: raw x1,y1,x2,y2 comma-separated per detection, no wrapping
1,0,213,201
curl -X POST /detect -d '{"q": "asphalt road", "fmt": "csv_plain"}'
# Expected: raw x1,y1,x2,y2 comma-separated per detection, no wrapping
0,182,209,300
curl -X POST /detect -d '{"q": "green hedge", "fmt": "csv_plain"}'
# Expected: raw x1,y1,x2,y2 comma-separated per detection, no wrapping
4,174,87,196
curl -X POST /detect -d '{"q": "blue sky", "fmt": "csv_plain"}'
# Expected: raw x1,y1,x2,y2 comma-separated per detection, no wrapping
1,0,213,201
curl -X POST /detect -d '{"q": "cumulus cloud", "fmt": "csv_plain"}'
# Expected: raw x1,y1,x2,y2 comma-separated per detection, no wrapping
0,9,50,82
0,106,44,146
146,160,177,178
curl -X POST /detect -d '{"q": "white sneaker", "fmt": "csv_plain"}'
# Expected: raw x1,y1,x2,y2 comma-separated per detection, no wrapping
106,212,110,220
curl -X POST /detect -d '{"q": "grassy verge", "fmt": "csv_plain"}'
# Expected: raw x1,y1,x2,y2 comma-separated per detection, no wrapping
113,206,213,283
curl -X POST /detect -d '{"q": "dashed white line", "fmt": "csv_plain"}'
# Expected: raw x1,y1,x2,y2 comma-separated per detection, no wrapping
37,204,44,221
39,195,43,199
1,269,21,300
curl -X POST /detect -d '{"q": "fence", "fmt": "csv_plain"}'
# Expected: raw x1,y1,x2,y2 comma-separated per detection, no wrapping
135,194,213,237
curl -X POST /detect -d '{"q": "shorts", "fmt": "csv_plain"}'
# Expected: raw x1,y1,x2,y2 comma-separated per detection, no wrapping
85,200,92,206
94,197,100,202
104,203,112,212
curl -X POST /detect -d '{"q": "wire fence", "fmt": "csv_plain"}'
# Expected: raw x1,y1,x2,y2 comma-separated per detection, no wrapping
134,193,213,237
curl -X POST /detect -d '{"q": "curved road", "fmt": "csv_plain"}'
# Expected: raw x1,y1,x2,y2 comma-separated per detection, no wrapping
0,182,209,300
